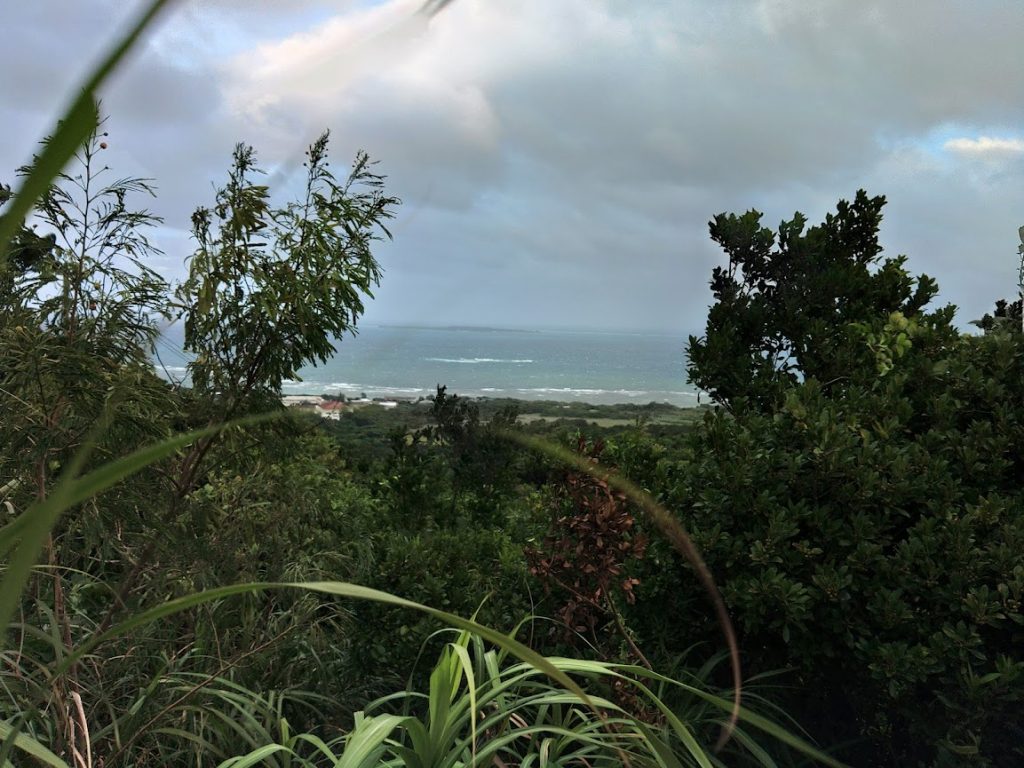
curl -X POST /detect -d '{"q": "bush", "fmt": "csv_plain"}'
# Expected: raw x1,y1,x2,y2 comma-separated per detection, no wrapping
346,526,537,695
660,192,1024,765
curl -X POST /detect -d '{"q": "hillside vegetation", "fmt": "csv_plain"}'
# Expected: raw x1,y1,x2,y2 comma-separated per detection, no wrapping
1,12,1022,764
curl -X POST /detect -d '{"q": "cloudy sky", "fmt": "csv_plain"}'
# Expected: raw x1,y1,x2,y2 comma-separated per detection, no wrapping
4,0,1024,333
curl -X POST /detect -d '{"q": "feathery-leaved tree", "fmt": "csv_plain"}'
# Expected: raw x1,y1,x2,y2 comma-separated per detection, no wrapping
0,121,172,509
179,131,398,408
0,120,175,760
169,131,398,504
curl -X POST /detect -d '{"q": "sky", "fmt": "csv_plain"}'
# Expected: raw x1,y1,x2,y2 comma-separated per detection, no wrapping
3,0,1024,334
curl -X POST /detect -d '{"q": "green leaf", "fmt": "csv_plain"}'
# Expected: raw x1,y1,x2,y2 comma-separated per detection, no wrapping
217,744,294,768
334,714,408,768
0,722,68,768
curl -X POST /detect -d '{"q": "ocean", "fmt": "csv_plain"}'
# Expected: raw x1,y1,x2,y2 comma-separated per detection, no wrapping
156,325,700,407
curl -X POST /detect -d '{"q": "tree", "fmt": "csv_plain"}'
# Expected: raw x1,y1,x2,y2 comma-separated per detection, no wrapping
527,436,648,663
0,184,56,300
687,190,950,411
1019,224,1024,333
0,120,173,512
666,192,1024,765
178,132,398,407
0,121,175,761
171,132,399,499
425,385,520,524
972,296,1023,334
968,228,1024,335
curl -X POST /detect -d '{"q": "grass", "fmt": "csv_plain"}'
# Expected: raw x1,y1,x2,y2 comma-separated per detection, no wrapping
220,631,845,768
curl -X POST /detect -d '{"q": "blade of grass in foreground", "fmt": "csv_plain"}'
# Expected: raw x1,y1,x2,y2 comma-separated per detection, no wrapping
0,413,277,637
500,430,743,751
0,0,172,255
0,721,67,768
56,581,597,715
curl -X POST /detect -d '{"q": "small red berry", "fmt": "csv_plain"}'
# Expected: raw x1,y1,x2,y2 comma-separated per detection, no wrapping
99,142,108,149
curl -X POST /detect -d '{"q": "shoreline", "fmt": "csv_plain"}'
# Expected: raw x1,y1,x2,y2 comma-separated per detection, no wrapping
279,382,699,409
284,392,701,408
285,393,707,427
161,367,700,409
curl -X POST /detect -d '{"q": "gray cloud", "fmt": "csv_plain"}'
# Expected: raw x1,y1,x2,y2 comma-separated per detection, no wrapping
3,0,1024,333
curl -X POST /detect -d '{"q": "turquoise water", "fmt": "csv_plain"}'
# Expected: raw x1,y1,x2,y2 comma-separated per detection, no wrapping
156,325,700,407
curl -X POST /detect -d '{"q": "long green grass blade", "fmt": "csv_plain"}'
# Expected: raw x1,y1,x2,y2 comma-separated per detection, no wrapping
448,642,477,764
292,733,345,764
0,0,172,254
0,722,68,768
335,714,407,768
57,581,598,719
217,743,294,768
558,659,848,768
635,722,687,768
151,727,223,759
0,413,276,639
729,726,779,768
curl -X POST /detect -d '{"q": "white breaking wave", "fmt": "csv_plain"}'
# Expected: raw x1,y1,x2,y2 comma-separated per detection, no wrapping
513,387,698,400
281,380,432,397
156,368,698,404
154,371,698,405
424,357,534,364
521,387,649,398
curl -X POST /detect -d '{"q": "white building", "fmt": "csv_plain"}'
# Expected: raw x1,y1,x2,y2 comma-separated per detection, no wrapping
315,401,346,420
282,395,324,407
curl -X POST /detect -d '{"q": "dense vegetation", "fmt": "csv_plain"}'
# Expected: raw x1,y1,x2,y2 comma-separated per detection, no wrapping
0,121,834,766
676,193,1024,764
2,10,1022,765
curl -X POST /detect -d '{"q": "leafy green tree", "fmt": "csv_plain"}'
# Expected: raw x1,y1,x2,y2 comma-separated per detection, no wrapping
1,125,401,764
380,386,522,528
0,121,173,536
116,133,402,714
0,184,56,299
972,297,1022,334
663,192,1024,766
426,385,520,524
687,190,950,410
179,132,398,407
381,426,449,527
0,121,175,761
169,132,398,502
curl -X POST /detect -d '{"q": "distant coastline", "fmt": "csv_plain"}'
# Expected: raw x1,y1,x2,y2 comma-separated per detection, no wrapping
281,393,705,426
159,324,698,407
377,323,541,334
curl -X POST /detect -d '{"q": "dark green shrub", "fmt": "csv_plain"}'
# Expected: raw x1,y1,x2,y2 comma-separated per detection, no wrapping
671,361,1023,762
657,192,1024,765
346,526,537,695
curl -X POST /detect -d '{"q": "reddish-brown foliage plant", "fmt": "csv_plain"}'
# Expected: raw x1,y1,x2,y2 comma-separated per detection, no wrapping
527,436,648,649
